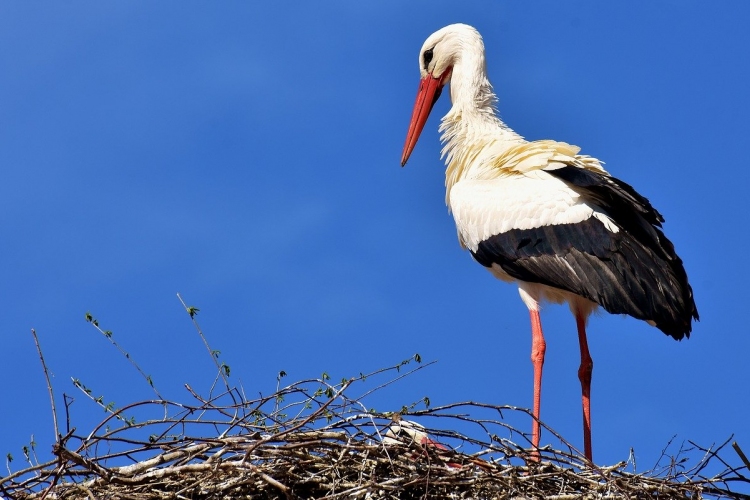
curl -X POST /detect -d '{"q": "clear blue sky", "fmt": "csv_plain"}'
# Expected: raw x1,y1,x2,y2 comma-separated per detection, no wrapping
2,1,749,474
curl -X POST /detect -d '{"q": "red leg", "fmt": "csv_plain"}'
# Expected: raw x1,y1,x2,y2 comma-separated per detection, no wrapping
529,309,546,461
575,313,593,462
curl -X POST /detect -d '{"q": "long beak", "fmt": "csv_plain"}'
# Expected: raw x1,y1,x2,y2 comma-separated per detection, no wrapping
401,74,444,166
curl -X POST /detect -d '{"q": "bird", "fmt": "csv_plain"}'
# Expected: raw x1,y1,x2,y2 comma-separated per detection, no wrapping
400,23,698,463
383,419,463,468
383,419,444,448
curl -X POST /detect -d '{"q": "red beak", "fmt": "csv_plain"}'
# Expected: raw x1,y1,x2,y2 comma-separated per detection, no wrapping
400,73,445,166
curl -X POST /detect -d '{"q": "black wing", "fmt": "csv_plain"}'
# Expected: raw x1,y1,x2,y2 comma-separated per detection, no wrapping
472,166,698,340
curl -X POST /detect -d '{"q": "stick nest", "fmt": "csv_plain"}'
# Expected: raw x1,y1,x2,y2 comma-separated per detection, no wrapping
2,357,749,500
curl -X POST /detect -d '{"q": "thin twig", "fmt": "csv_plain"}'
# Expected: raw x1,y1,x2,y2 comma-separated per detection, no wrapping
30,329,59,442
85,313,165,401
176,293,234,401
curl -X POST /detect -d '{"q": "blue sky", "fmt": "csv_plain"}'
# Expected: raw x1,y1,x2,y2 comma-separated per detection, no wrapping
2,1,749,476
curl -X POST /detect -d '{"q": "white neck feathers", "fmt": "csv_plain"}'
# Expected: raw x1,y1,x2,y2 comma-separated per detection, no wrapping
437,34,524,204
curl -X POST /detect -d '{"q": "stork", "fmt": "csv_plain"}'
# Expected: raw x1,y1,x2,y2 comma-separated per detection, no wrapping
400,24,698,462
383,419,466,469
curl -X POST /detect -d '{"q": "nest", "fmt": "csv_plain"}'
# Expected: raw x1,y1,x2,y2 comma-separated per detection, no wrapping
4,309,750,499
3,357,749,500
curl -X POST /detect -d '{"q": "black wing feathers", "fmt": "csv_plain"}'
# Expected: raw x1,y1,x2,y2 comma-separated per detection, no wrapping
548,167,669,256
548,166,664,225
472,166,698,340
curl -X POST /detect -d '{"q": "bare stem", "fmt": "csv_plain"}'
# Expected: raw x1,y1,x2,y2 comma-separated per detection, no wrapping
176,293,232,398
30,329,59,443
85,314,164,400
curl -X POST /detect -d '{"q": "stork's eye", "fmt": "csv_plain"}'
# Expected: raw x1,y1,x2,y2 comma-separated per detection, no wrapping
423,48,434,69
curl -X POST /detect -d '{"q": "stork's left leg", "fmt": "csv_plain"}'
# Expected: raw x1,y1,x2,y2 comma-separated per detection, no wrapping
529,308,546,461
575,312,593,462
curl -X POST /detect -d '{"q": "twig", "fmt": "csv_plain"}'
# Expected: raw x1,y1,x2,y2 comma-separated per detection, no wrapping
70,377,137,427
176,293,234,401
734,442,750,472
85,312,164,401
353,358,437,402
30,329,59,442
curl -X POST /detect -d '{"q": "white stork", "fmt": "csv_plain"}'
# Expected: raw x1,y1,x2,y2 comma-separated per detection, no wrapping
383,419,463,468
400,24,698,462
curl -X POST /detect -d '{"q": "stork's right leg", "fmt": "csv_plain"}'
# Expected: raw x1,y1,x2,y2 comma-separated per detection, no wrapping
529,309,546,461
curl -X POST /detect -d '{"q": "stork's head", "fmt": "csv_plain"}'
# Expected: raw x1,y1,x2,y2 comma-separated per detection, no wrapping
401,24,484,166
382,419,429,446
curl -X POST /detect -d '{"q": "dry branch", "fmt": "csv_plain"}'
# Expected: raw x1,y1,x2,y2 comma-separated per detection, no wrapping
3,360,749,500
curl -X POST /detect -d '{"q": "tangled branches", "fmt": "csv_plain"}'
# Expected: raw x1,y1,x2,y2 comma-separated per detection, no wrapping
3,301,749,499
2,358,749,499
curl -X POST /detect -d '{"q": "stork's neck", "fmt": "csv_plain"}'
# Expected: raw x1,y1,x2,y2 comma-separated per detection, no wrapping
439,53,524,203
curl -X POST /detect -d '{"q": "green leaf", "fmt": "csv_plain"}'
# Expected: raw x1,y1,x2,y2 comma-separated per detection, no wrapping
278,370,287,379
187,306,200,318
414,353,422,363
84,312,93,323
423,396,431,408
104,330,113,338
221,363,231,377
6,453,12,463
322,372,330,381
324,387,334,398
